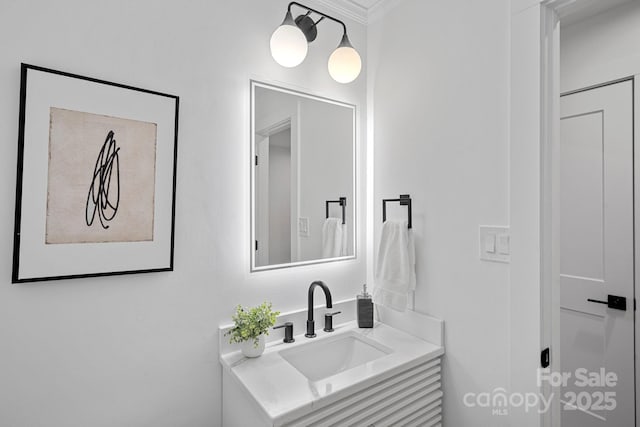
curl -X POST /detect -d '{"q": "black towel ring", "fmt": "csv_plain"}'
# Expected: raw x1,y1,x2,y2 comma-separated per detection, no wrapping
382,194,412,229
325,197,346,225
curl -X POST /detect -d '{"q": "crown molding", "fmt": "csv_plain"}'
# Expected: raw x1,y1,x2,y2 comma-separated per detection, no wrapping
311,0,369,24
303,0,404,25
367,0,407,23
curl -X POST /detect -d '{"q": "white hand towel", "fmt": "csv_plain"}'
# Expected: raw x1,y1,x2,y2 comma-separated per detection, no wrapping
322,218,346,258
373,220,416,312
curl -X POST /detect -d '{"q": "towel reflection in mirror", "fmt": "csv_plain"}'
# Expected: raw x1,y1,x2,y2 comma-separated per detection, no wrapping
322,217,347,258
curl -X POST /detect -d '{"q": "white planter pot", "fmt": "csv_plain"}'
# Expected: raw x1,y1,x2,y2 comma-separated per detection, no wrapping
240,334,266,358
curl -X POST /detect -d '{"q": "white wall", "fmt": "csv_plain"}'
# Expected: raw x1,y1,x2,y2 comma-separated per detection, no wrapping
368,0,511,425
0,1,367,426
298,99,354,260
560,0,640,92
254,86,298,130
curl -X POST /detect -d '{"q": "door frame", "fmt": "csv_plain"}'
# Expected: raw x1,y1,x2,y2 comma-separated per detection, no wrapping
251,94,301,270
534,1,637,426
510,1,637,426
254,134,271,267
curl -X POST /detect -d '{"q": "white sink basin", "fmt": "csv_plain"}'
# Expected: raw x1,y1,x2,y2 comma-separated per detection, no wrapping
279,331,392,381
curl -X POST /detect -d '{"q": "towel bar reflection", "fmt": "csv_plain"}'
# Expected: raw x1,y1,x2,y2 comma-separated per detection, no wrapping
325,197,346,225
382,194,412,229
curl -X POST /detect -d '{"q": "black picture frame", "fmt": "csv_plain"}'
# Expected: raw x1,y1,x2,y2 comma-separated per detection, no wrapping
12,63,179,283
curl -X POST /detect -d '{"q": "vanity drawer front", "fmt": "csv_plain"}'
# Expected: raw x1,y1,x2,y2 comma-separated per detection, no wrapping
282,356,443,427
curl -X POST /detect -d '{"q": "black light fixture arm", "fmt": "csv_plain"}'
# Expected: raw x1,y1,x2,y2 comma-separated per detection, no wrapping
287,1,348,37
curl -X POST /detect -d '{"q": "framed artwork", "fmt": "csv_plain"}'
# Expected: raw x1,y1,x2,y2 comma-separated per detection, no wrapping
12,64,179,283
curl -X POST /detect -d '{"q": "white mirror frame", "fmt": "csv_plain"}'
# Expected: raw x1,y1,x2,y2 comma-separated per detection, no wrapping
250,80,357,272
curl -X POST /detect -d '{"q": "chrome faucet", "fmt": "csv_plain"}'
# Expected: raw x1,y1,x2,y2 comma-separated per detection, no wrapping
306,281,333,338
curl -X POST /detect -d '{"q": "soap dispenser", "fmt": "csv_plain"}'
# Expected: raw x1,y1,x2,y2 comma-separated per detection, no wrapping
357,284,374,328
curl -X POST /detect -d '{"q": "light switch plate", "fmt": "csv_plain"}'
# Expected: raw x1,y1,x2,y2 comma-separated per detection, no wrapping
484,234,496,253
479,226,510,263
298,217,309,237
497,234,510,255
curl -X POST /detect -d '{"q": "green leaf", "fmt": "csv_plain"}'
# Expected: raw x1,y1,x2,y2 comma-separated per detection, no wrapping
225,302,281,345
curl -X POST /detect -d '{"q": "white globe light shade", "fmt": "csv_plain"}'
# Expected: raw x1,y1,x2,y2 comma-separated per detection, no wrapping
328,43,362,84
270,24,308,68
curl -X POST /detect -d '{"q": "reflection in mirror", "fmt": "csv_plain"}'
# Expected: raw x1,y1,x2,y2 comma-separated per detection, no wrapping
251,81,355,271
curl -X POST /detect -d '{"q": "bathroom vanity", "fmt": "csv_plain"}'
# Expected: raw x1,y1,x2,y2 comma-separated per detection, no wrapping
219,307,444,426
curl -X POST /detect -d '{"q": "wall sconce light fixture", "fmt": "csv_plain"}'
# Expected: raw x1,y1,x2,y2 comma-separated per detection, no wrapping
270,2,362,84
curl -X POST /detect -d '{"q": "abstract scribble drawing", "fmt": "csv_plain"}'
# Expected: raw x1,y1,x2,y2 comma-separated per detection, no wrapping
86,130,121,229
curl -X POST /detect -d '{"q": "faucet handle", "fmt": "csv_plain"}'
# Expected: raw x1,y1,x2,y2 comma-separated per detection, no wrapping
273,322,295,343
323,311,342,332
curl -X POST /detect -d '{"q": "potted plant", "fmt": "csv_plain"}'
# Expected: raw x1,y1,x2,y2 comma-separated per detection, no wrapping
225,302,280,358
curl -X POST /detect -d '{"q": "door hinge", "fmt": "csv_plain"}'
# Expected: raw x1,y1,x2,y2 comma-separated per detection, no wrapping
635,298,636,311
255,155,258,166
255,240,258,251
541,348,550,368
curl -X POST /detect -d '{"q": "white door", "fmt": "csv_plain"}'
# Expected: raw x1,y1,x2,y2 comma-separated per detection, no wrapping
559,79,634,426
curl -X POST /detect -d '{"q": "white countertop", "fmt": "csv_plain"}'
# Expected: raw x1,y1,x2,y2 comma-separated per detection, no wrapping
219,321,444,425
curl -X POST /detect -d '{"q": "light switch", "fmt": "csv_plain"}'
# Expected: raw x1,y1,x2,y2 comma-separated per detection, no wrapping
484,235,496,253
497,234,510,255
298,217,309,237
479,226,510,263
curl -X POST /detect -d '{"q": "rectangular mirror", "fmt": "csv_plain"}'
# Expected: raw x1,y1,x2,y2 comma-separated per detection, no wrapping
251,81,356,271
